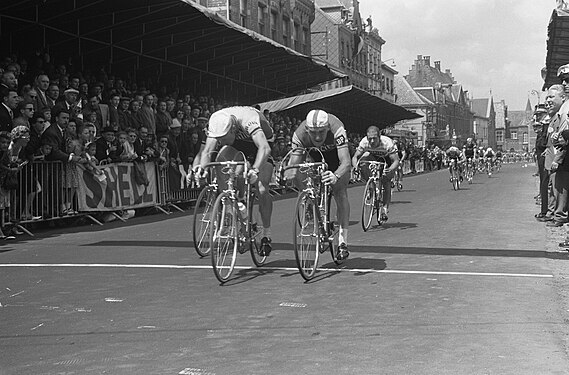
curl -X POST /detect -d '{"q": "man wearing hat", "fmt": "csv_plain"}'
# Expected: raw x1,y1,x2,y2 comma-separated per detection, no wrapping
534,105,552,221
52,88,82,122
95,126,120,164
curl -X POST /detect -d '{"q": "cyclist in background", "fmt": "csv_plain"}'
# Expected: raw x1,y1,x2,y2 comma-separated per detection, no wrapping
351,126,400,222
495,149,503,169
393,138,406,186
446,141,465,182
484,147,495,171
191,106,275,256
462,137,477,175
285,109,352,261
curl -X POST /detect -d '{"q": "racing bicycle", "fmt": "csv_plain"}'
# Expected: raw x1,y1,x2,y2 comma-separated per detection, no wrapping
282,148,341,281
358,159,388,231
207,156,266,283
449,158,461,190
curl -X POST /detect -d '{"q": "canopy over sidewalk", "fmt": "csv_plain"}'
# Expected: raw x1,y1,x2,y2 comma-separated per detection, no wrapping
259,85,422,134
543,8,569,90
0,0,342,103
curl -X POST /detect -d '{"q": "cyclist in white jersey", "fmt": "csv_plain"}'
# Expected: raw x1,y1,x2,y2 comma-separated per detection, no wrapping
192,106,274,256
351,126,400,221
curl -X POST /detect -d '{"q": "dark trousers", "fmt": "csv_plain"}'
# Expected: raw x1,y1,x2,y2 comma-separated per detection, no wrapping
538,156,549,215
553,169,569,223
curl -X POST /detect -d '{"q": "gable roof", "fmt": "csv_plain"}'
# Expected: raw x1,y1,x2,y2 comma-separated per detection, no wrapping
471,98,491,118
395,76,430,107
508,110,531,128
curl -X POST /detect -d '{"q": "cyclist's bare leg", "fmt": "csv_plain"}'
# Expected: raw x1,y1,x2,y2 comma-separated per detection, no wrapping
381,170,395,210
257,161,273,231
331,173,350,239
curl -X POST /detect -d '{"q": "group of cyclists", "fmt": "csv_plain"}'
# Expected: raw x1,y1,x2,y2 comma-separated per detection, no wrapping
445,138,503,183
188,105,503,267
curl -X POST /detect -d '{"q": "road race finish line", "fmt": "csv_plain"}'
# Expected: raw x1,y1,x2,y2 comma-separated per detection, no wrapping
0,264,553,278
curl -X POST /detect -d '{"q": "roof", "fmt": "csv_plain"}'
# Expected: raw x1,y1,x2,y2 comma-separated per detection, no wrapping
316,0,346,10
0,0,343,104
394,76,431,107
259,85,422,133
543,8,569,90
508,110,531,129
471,98,491,118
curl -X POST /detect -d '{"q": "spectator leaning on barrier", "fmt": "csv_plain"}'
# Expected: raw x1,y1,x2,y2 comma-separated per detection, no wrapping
534,104,550,221
0,131,15,239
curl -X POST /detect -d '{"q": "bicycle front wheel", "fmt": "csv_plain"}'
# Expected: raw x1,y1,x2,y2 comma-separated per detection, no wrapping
192,186,217,257
452,168,458,190
361,179,376,232
210,192,238,283
293,191,321,281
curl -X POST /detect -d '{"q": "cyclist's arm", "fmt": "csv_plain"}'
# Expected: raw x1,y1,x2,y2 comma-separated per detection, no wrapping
400,149,407,161
193,137,217,169
250,131,271,171
335,146,351,179
385,153,400,174
351,148,364,169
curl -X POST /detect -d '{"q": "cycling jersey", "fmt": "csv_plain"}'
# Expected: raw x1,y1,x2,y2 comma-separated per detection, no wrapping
292,113,348,170
446,146,463,159
205,106,273,162
484,151,494,158
463,144,476,158
357,135,397,167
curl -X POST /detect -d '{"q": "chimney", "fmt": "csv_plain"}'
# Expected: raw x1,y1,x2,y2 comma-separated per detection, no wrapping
416,55,423,64
445,69,451,75
424,56,430,66
434,61,441,70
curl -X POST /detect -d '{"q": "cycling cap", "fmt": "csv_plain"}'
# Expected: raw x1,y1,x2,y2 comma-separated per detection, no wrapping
306,109,329,128
466,137,472,142
207,111,233,138
558,63,569,77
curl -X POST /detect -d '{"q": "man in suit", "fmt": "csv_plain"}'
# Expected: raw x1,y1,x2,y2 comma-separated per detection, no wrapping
95,126,120,164
83,94,109,133
41,108,81,163
108,94,120,131
45,83,60,109
0,87,18,132
1,71,18,91
543,84,569,227
33,74,50,112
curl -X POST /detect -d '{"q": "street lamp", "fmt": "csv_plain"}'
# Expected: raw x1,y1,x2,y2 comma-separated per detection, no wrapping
530,89,541,104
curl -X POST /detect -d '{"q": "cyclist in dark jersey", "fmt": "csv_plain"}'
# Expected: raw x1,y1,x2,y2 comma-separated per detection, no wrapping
285,109,351,260
192,106,274,256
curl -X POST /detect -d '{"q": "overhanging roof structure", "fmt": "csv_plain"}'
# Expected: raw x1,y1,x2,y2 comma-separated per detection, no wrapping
259,85,422,133
543,8,569,90
0,0,343,103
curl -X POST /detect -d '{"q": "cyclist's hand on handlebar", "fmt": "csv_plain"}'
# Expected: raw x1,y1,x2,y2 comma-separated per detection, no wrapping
284,169,296,181
247,168,259,184
322,170,338,185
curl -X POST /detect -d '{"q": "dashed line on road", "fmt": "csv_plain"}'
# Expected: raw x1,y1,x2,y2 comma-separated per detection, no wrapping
0,263,554,278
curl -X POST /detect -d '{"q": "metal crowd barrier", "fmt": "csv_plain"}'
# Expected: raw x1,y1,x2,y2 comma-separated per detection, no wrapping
157,164,202,212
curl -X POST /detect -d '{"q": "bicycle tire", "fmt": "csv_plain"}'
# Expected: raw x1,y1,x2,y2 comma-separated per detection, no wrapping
210,192,238,283
293,191,320,281
452,167,458,191
192,186,217,257
361,179,376,232
248,192,266,267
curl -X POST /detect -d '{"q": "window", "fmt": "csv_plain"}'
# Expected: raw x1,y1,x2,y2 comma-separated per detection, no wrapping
282,17,290,47
270,12,277,41
496,130,503,143
523,132,528,144
511,131,518,140
258,5,265,34
240,0,247,27
294,23,300,51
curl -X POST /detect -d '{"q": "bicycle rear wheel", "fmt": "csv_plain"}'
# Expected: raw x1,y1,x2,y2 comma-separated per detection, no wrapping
361,179,376,232
326,193,341,265
452,168,458,190
293,191,320,281
210,192,238,283
192,186,217,257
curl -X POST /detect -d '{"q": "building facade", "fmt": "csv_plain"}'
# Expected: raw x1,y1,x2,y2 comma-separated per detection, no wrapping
471,98,496,148
405,55,474,145
199,0,315,55
494,100,507,151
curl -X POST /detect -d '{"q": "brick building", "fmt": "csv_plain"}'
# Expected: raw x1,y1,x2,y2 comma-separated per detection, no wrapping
471,98,496,148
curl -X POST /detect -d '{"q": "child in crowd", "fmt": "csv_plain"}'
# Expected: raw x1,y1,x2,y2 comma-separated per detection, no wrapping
117,130,137,161
83,142,105,181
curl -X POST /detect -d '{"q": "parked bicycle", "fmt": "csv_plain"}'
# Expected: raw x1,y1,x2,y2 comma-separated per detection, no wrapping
358,159,388,231
207,157,266,283
282,148,341,281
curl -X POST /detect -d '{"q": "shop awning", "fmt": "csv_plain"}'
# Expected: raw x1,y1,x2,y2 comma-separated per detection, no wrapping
259,85,422,134
0,0,343,104
543,8,569,90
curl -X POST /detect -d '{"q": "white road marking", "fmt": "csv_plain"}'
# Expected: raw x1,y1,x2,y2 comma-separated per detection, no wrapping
0,263,554,278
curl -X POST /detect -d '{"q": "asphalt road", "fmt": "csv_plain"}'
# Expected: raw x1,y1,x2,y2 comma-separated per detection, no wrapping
1,163,569,375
